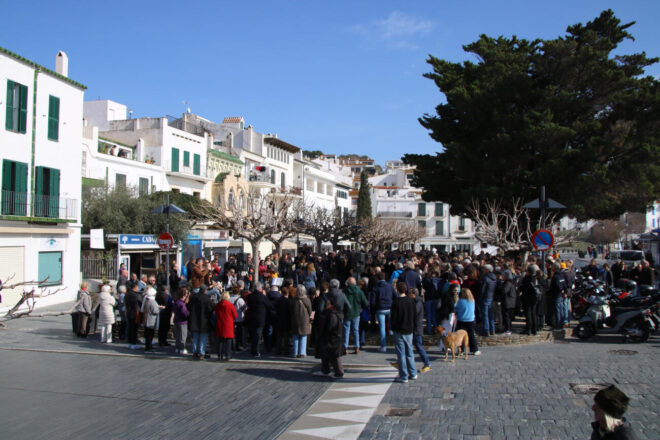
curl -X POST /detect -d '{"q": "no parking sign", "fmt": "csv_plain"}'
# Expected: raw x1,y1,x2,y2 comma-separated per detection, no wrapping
532,229,554,251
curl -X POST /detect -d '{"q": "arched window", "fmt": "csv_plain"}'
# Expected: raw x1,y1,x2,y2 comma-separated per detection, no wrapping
270,169,276,184
239,189,245,210
281,172,285,189
227,188,235,208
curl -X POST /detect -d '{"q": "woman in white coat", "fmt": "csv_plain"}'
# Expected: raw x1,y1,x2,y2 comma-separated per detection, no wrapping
97,285,116,343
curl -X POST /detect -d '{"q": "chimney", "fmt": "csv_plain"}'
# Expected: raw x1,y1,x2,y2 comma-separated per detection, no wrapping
55,51,68,77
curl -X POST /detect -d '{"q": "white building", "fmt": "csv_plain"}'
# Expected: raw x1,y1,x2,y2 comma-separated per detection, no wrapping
0,48,84,311
646,201,660,232
83,102,211,199
369,167,477,253
81,124,166,194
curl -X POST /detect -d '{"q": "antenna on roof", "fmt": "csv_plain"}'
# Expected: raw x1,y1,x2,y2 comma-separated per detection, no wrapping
183,100,191,114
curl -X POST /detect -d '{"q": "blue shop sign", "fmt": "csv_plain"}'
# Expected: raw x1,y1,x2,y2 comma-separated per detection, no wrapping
119,234,156,245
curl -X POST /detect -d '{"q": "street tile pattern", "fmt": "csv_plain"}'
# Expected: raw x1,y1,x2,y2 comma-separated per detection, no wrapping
278,367,397,440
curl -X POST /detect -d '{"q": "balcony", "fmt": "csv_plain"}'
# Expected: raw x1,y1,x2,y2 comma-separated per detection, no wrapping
1,190,78,222
269,186,303,197
377,211,413,218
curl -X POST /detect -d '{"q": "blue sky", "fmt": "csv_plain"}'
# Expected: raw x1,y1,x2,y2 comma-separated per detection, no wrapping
3,1,659,165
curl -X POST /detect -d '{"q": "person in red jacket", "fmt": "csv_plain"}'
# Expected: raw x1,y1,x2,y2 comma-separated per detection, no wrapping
215,291,238,361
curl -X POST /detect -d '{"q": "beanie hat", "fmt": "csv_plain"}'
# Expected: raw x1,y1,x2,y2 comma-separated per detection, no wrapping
594,385,629,419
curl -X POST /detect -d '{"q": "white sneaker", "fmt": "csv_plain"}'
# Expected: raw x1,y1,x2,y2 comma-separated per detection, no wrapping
472,350,482,356
313,371,331,377
181,349,188,355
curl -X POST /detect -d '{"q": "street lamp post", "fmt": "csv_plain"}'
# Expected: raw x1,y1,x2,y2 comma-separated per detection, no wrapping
151,194,186,294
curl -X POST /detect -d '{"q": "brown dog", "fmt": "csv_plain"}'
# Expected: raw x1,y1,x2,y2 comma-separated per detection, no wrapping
435,326,469,362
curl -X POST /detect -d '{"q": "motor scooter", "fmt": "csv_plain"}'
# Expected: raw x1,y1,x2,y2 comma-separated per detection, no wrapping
576,295,655,342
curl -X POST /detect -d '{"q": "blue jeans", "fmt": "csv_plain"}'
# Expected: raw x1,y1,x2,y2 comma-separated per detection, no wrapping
376,309,390,349
343,316,361,349
481,300,494,335
413,334,430,367
292,333,307,356
192,331,208,355
425,300,438,334
555,298,566,328
563,297,571,324
393,332,416,379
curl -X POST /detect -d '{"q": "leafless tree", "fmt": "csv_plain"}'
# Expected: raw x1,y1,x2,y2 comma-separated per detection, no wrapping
265,196,309,256
193,189,303,275
0,275,68,328
467,198,574,252
303,207,359,252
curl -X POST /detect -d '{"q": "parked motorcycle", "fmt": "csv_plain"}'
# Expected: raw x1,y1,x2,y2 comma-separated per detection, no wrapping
575,294,656,342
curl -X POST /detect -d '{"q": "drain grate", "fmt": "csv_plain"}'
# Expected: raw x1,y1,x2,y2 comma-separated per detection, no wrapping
386,408,417,417
570,383,610,395
608,349,638,356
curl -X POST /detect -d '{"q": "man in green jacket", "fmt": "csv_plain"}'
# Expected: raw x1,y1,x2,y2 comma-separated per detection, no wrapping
343,277,369,354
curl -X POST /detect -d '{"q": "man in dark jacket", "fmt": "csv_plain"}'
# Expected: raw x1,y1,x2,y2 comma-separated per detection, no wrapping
422,270,442,335
124,283,141,349
520,265,540,335
325,279,351,320
246,281,272,357
188,286,213,360
549,263,568,329
314,298,344,378
155,286,172,346
370,272,397,352
398,261,422,292
408,288,431,372
479,264,497,336
265,285,281,353
501,272,517,335
343,277,369,354
391,282,417,383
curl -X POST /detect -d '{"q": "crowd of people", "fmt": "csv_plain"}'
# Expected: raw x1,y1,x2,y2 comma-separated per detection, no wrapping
70,247,656,380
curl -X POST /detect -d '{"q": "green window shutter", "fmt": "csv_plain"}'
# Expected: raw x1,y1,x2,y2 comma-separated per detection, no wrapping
183,151,190,167
18,83,28,133
48,95,60,141
435,203,443,216
49,168,60,218
193,154,200,175
435,220,444,236
15,161,28,216
139,177,148,195
171,148,179,172
5,80,14,131
35,166,44,217
1,160,12,215
418,203,426,216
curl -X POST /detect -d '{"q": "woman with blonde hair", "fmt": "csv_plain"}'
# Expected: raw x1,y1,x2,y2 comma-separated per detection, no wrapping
215,290,238,361
454,288,480,355
301,263,317,290
290,284,312,358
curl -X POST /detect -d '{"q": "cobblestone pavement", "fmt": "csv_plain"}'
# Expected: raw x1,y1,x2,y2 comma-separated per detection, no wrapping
357,335,660,440
0,311,658,440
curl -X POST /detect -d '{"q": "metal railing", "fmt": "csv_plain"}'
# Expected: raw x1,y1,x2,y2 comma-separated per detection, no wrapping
378,211,413,218
1,190,78,220
81,252,118,280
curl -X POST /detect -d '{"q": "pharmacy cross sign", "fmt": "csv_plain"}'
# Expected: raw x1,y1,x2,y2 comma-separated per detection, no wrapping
531,229,554,251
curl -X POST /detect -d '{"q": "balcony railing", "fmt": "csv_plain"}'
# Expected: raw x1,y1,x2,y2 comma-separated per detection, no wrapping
1,190,78,221
377,211,413,218
270,186,303,196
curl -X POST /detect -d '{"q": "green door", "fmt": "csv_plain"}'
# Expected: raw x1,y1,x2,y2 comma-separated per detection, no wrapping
38,251,62,285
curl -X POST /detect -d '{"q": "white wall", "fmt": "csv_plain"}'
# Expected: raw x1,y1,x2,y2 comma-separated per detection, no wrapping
0,50,84,312
83,100,127,130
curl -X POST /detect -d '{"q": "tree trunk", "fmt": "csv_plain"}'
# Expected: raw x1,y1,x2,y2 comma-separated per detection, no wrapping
275,241,283,257
316,237,323,254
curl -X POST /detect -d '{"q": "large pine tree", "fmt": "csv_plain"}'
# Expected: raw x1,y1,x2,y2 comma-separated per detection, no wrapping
405,10,660,220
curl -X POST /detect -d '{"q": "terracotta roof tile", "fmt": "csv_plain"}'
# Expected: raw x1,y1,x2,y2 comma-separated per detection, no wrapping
222,117,243,124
